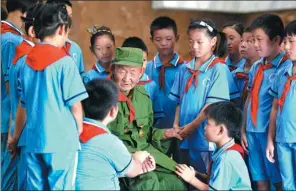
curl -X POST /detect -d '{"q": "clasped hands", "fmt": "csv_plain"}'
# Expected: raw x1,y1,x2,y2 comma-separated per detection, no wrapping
163,123,194,140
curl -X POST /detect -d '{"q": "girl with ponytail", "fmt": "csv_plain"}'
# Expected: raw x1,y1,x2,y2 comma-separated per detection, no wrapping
9,3,88,190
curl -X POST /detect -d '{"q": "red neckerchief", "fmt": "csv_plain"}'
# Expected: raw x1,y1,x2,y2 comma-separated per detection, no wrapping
208,143,244,179
64,41,71,54
158,56,184,92
26,44,68,71
184,57,225,93
12,40,34,64
79,121,108,143
1,21,22,36
118,91,135,123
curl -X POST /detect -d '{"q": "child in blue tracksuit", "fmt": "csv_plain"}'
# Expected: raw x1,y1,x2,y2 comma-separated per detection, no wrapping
75,79,156,190
176,102,251,190
169,19,231,174
267,20,296,190
46,0,85,75
1,0,36,190
232,27,260,109
8,3,42,190
122,36,165,123
241,14,291,191
145,16,186,130
83,25,115,84
7,3,88,190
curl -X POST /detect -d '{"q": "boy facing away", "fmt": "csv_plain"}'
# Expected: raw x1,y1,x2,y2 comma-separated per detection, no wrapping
76,79,156,190
176,101,251,190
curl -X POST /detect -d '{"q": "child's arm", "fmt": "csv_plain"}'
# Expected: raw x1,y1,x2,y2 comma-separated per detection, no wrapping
8,104,26,158
71,102,83,135
173,104,180,130
179,103,211,138
266,99,278,163
241,94,250,153
175,164,209,190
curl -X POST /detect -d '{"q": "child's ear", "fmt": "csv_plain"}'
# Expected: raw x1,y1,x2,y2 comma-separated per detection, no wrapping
273,35,281,45
176,33,180,42
218,124,225,135
109,105,119,120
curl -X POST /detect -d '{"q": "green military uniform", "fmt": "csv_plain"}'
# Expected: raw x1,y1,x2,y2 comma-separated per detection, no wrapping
108,48,186,191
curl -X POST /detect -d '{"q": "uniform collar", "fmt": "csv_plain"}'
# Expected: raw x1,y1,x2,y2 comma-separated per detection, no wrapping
212,139,235,162
1,20,23,35
94,61,107,73
153,52,180,68
83,117,110,133
139,73,150,81
225,56,246,69
186,54,216,72
262,51,285,67
23,39,35,47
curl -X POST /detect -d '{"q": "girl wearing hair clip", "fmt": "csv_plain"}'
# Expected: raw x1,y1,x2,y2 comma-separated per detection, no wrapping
8,3,88,190
169,20,237,174
82,25,115,84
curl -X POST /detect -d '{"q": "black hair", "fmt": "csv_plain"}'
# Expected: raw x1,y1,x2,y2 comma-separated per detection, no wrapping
222,21,244,36
90,25,115,48
244,26,252,33
1,7,8,20
285,20,296,37
46,0,72,7
204,101,243,139
82,79,119,121
187,19,227,57
122,36,148,53
249,13,284,44
6,0,37,13
21,2,44,35
33,3,72,40
150,16,177,38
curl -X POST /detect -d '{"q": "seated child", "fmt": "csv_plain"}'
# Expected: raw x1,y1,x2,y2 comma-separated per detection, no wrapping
175,101,251,190
76,79,156,190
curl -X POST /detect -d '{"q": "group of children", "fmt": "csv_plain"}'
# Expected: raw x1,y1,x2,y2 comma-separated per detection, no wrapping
1,0,296,190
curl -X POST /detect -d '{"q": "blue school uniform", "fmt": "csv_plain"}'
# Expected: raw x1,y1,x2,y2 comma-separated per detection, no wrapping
269,62,296,190
66,39,85,75
76,118,134,190
246,52,290,183
82,61,110,84
209,139,251,190
169,55,230,172
225,56,246,71
145,52,185,129
19,42,88,190
138,73,165,120
1,20,23,191
232,67,249,109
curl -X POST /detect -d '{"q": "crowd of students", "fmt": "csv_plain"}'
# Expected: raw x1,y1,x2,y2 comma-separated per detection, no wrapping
1,0,296,190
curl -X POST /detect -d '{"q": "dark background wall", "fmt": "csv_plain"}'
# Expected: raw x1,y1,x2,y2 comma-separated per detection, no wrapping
2,1,296,72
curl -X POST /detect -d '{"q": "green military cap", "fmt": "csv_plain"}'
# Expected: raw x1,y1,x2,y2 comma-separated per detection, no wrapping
114,47,143,67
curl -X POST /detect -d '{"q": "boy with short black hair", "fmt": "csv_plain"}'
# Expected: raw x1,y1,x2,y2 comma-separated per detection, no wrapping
145,16,186,130
176,101,251,190
76,79,156,190
241,13,291,190
122,36,165,123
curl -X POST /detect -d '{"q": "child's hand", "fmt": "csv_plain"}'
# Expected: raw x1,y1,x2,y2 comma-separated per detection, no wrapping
142,155,156,173
163,128,183,140
175,164,195,183
179,125,194,138
240,131,249,154
7,136,17,159
266,140,275,163
133,151,150,163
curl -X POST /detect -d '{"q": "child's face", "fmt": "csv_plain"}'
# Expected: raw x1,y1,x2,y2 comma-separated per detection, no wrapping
222,27,242,56
252,28,278,58
285,35,296,61
239,32,258,60
152,28,176,57
204,118,221,142
93,35,115,64
188,29,216,58
142,51,148,69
